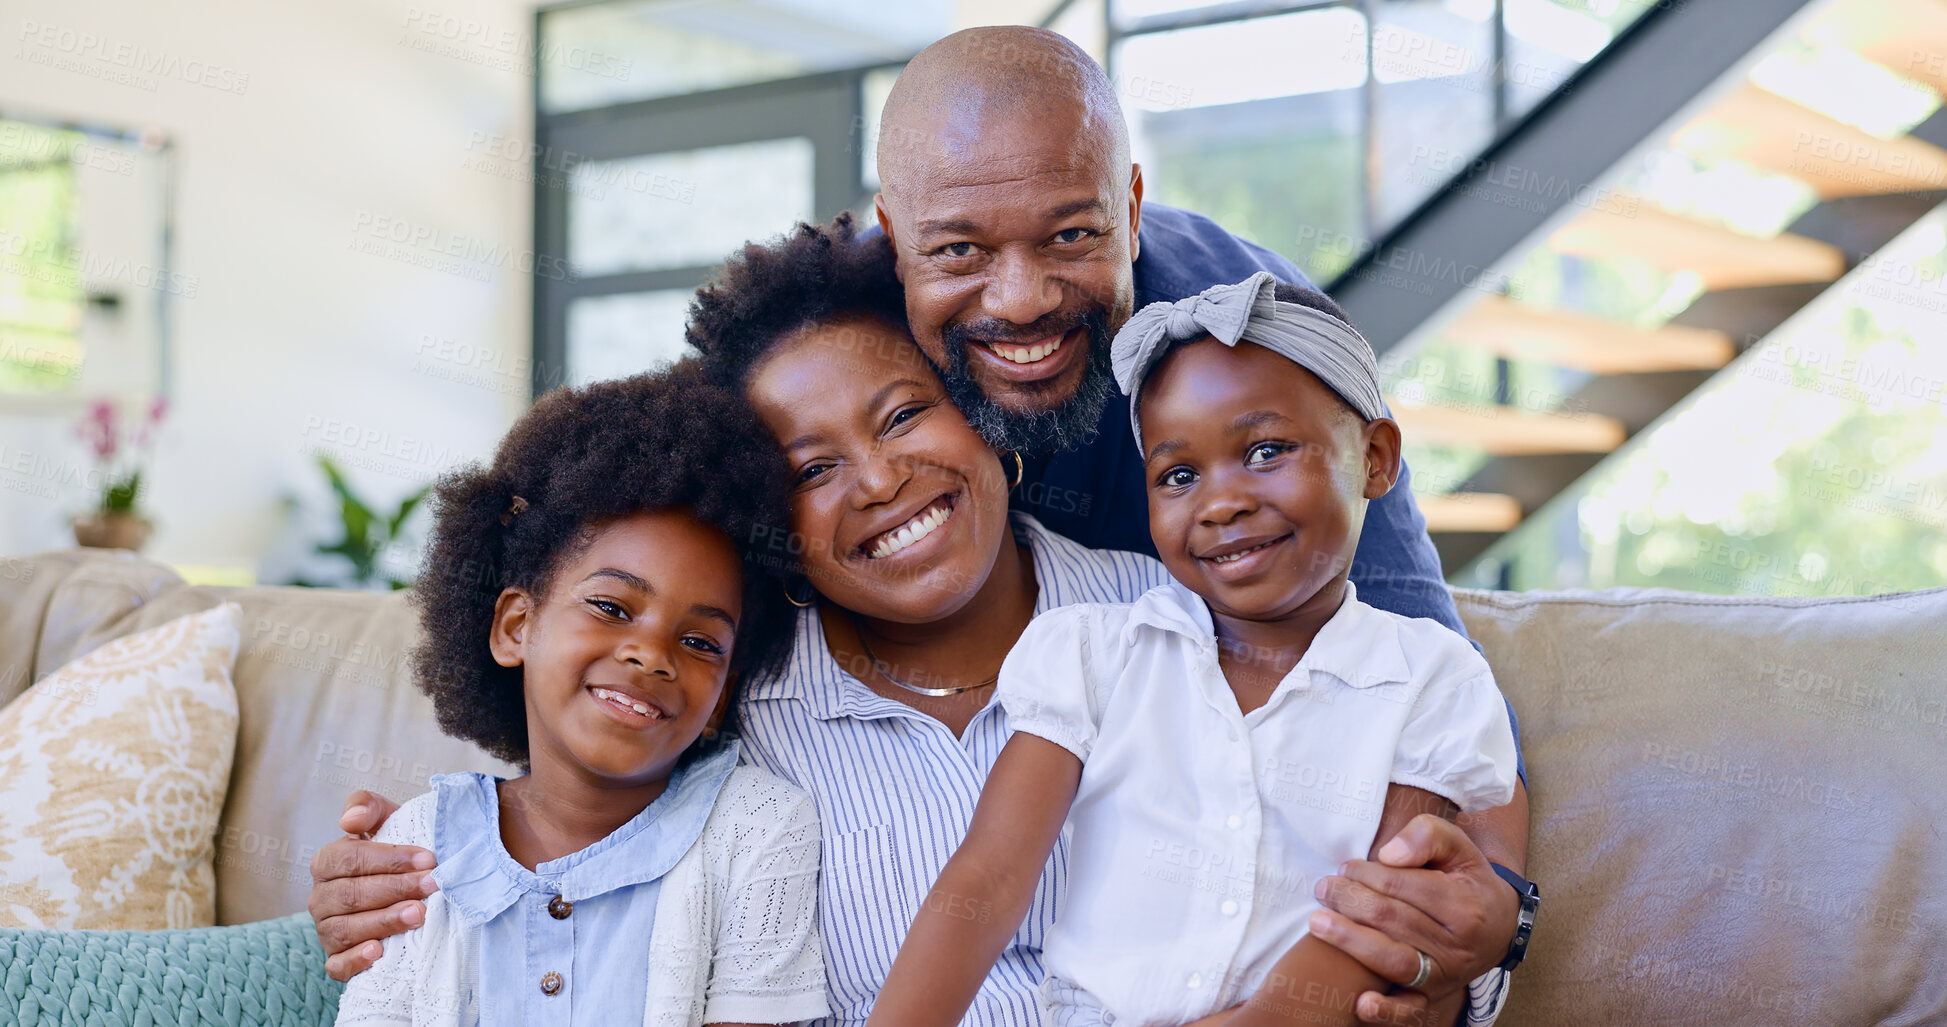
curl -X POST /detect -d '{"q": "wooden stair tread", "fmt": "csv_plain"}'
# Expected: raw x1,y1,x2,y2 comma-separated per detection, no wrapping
1440,296,1736,374
1548,200,1845,291
1388,400,1627,455
1670,82,1947,198
1806,0,1947,97
1415,492,1522,534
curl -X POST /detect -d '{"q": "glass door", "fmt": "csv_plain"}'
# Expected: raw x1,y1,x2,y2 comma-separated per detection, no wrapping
531,70,866,392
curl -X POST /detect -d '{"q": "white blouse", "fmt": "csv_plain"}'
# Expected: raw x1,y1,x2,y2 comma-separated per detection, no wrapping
1000,579,1518,1027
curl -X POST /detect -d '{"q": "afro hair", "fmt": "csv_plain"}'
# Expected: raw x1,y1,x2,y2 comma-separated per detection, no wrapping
409,359,795,768
686,211,909,389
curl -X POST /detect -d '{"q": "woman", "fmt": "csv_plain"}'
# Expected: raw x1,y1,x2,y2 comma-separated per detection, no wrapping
684,215,1170,1025
310,216,1518,1026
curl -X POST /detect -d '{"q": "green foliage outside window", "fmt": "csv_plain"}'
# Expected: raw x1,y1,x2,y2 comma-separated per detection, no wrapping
1479,210,1947,596
1140,122,1365,285
0,120,85,392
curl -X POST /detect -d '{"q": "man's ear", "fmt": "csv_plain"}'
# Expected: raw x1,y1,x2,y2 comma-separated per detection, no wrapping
1361,416,1403,501
874,193,906,283
488,588,534,669
1127,163,1144,262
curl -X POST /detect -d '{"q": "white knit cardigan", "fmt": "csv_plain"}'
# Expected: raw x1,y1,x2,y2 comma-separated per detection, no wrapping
333,764,828,1027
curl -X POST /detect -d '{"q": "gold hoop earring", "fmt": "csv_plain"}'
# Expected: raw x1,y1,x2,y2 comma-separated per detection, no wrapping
783,577,815,608
1006,450,1024,489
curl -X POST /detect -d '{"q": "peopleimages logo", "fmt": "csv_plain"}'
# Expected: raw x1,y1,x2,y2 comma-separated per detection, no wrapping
15,19,251,94
0,122,137,176
347,210,577,283
460,132,696,202
0,229,200,298
399,8,633,82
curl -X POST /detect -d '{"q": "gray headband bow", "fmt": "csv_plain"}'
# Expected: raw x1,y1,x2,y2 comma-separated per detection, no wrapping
1110,271,1385,453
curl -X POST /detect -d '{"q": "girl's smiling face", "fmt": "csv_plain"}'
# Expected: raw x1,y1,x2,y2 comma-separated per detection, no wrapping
489,509,745,787
1139,337,1401,627
742,314,1014,624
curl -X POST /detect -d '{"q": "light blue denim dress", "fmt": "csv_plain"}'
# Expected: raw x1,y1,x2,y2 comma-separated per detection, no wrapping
429,742,738,1026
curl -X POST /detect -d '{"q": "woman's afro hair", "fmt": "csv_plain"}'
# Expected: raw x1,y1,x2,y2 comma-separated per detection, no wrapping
686,211,910,389
408,359,795,767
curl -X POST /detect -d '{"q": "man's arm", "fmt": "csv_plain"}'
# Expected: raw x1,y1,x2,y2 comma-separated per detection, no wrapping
866,733,1082,1027
1238,788,1471,1027
1311,784,1530,1025
1172,790,1471,1027
309,790,441,982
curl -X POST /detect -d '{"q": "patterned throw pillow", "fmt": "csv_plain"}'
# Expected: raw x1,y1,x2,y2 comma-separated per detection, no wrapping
0,603,242,930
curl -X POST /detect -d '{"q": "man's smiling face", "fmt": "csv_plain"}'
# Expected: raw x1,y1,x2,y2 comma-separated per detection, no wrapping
874,30,1141,457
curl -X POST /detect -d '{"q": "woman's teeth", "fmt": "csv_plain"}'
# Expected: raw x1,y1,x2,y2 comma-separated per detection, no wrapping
868,502,952,559
989,335,1063,364
1210,539,1278,564
592,686,664,719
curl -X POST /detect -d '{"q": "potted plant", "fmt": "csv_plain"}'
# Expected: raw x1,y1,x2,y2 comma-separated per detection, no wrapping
290,455,429,590
71,395,167,551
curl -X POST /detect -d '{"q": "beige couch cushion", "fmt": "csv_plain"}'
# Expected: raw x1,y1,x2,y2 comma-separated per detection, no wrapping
1456,586,1946,1027
8,551,515,925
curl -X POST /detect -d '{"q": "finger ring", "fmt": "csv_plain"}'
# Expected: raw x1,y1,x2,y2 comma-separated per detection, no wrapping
1408,949,1433,990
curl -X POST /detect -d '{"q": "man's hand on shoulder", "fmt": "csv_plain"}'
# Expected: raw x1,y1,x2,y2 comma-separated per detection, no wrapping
308,790,440,982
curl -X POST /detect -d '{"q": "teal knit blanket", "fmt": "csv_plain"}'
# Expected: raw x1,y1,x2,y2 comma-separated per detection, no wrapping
0,913,342,1026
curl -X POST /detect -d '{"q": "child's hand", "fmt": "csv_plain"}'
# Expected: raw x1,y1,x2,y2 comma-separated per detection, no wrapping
308,790,439,982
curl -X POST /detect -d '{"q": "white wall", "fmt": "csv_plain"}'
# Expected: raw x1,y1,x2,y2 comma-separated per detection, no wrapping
3,0,538,579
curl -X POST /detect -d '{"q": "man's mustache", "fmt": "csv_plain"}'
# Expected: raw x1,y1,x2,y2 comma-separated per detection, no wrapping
944,307,1102,348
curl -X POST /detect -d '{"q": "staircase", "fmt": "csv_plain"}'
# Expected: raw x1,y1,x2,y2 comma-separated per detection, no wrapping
1330,0,1947,578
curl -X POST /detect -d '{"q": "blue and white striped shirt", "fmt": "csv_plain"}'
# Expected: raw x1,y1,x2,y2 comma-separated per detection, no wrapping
737,513,1169,1026
736,512,1511,1026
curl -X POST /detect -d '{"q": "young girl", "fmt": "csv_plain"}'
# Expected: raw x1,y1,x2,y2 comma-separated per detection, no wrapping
333,364,828,1027
869,272,1519,1027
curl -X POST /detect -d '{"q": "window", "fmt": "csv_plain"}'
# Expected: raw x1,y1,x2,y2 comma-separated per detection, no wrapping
0,115,174,404
1465,205,1947,597
1109,0,1659,283
0,119,85,393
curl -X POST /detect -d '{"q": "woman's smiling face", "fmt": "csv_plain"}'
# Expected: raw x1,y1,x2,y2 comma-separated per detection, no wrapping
743,314,1013,624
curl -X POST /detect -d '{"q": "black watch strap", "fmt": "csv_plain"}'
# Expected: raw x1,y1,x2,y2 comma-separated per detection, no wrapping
1489,863,1540,974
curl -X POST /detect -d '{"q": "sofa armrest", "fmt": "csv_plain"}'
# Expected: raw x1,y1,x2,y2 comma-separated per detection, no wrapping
0,549,193,708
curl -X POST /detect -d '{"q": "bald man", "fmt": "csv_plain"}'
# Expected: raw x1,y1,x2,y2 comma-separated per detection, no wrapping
870,28,1532,1025
310,26,1533,1027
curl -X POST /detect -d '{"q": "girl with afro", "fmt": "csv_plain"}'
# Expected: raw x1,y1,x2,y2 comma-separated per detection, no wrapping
333,362,828,1027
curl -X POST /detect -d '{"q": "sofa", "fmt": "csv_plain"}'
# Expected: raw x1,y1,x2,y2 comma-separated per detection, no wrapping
1,547,1942,1025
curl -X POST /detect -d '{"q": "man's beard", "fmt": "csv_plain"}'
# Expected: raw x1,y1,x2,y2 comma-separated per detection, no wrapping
939,308,1116,457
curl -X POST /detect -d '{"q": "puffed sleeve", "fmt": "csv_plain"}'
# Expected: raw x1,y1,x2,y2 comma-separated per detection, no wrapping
1392,669,1519,813
995,604,1118,763
702,777,828,1026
